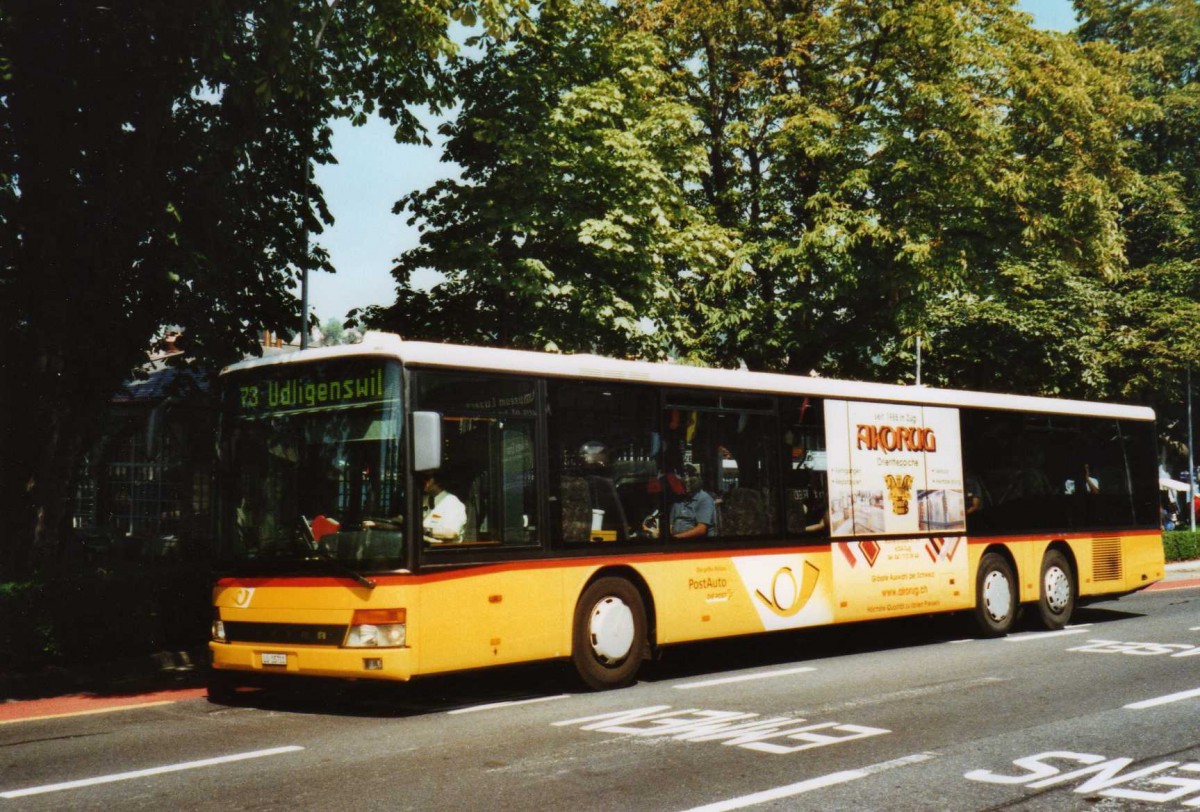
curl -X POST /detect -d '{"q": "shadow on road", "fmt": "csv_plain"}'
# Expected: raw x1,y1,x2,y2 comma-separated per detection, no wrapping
207,599,1146,719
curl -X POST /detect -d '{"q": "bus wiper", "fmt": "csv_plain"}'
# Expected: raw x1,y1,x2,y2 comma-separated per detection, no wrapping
299,515,376,590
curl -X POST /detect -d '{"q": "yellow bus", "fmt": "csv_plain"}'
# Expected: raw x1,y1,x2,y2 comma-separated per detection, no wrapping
209,333,1165,696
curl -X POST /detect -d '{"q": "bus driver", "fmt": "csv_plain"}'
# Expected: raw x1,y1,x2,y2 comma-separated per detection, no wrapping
422,472,467,542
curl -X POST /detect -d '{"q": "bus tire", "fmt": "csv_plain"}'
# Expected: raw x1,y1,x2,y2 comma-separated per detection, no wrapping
572,577,646,691
974,552,1017,637
206,671,240,705
1036,549,1075,631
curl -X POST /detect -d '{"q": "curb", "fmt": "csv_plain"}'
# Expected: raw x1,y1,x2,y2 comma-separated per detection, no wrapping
0,647,208,702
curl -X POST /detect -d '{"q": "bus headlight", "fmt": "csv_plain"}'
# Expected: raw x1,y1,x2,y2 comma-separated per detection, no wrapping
345,609,406,648
211,617,227,643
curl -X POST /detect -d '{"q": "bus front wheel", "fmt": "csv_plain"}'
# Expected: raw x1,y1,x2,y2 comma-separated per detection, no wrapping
973,552,1017,637
1036,549,1075,630
206,670,241,705
572,577,647,691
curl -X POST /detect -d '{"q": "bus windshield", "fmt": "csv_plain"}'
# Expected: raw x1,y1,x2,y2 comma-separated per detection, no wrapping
219,359,406,572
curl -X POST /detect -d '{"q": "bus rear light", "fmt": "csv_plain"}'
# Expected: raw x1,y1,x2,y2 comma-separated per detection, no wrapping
345,608,407,648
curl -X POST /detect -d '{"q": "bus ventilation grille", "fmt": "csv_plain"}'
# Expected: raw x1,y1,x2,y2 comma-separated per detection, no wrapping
223,621,347,647
1092,537,1123,582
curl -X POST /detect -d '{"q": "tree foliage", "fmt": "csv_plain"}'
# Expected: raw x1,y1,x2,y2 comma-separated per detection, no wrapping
1074,0,1200,412
378,0,1171,393
365,0,735,358
633,0,1148,380
0,0,523,579
932,0,1200,444
4,0,1199,580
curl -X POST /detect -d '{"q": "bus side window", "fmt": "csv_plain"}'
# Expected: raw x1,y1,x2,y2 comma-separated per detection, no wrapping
415,373,540,548
782,396,827,539
661,395,777,540
962,410,1157,533
547,381,659,545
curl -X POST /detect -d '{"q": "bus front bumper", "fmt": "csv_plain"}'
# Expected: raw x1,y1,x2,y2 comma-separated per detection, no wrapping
209,641,415,682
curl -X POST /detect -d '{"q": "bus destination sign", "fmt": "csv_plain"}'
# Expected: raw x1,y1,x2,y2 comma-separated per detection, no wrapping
229,361,391,415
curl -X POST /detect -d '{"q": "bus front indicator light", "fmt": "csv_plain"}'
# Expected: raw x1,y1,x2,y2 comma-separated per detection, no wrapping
345,609,407,648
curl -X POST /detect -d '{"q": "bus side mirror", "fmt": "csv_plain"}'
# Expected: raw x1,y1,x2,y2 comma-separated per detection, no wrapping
412,411,442,472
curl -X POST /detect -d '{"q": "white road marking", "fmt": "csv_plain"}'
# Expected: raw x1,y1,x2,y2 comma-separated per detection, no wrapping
447,694,571,714
673,667,816,690
1124,687,1200,710
0,746,304,799
679,752,936,812
1005,627,1092,642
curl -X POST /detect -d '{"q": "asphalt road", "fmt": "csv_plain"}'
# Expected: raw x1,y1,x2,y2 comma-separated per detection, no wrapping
1,581,1198,811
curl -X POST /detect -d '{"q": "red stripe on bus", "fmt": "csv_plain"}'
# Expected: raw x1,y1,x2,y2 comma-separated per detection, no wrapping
214,530,1158,590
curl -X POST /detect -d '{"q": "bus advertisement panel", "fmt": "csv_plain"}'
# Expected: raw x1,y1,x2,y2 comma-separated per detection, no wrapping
825,400,966,537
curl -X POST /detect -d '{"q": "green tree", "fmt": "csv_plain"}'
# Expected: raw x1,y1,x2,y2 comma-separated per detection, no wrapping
933,0,1200,447
1071,0,1200,431
322,317,348,346
0,0,523,580
365,0,735,358
632,0,1143,381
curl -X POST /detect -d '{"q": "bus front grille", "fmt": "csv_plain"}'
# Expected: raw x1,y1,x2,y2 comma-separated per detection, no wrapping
1092,537,1123,582
223,621,347,647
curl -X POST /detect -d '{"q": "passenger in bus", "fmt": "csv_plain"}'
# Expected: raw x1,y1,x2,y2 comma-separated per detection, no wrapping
964,474,987,516
804,509,828,534
421,471,467,542
1063,463,1100,496
663,465,718,539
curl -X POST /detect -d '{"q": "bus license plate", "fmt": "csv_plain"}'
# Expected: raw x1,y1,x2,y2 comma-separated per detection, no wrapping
261,652,287,667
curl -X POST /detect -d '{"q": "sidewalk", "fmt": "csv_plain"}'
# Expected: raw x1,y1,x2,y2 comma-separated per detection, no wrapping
1165,558,1200,578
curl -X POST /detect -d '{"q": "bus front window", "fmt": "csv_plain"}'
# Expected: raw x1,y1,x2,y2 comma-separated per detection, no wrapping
222,360,405,571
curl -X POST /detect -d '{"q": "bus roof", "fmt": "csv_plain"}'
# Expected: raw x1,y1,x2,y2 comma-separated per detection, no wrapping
223,331,1156,422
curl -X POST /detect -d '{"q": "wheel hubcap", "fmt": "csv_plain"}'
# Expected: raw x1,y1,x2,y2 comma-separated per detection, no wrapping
983,570,1012,622
588,596,635,664
1044,565,1070,613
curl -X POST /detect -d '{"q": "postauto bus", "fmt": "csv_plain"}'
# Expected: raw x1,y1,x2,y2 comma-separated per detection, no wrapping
209,333,1164,697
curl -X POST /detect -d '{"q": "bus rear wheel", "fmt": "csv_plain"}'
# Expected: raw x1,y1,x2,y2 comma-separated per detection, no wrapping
1036,549,1075,631
974,552,1017,637
572,577,647,691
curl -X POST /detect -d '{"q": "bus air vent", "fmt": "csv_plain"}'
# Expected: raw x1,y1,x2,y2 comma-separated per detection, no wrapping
1092,537,1123,582
224,621,347,647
